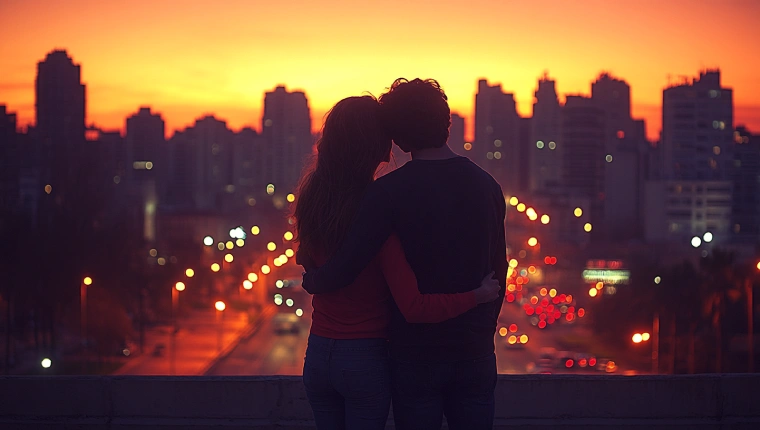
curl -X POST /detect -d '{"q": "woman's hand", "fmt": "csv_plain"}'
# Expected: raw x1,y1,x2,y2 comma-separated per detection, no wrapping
473,271,501,304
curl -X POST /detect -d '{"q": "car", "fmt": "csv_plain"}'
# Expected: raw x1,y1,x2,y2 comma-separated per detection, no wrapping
556,351,576,369
152,343,166,357
595,358,618,373
505,332,529,349
574,353,598,370
537,347,557,369
272,313,300,335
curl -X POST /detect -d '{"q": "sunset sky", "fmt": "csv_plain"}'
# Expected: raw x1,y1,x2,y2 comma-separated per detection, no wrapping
1,0,759,141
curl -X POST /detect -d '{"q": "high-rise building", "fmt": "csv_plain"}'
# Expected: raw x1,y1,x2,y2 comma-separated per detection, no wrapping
126,107,166,178
261,86,312,193
561,95,606,231
0,105,19,210
474,79,521,194
662,70,733,181
529,74,562,193
731,126,759,243
35,50,86,191
591,73,642,240
449,113,466,156
168,116,235,212
652,70,734,243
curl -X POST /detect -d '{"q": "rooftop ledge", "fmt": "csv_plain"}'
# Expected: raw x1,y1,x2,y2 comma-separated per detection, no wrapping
1,374,759,429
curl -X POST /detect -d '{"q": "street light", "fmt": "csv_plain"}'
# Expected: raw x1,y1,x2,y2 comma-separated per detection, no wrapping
215,301,226,351
185,268,194,278
171,281,185,375
691,236,702,248
81,277,93,352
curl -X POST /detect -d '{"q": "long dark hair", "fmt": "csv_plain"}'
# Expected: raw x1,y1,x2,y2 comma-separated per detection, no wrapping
294,95,391,258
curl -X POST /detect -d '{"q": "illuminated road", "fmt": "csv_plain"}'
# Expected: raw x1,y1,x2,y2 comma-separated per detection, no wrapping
207,306,311,375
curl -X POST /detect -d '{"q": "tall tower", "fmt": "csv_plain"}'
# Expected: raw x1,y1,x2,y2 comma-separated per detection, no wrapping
662,70,733,181
474,79,521,194
529,73,562,193
35,50,86,190
449,113,466,156
261,86,312,194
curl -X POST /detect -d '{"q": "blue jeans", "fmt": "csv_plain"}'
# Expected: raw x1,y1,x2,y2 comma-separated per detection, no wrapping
390,352,497,430
303,334,391,430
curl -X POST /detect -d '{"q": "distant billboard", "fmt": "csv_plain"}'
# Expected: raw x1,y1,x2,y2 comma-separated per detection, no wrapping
582,269,631,285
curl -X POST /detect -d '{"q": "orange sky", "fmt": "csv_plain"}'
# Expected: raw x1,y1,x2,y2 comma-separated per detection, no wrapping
1,0,759,141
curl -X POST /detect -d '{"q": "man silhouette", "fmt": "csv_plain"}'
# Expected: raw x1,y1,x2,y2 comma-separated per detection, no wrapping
300,78,507,430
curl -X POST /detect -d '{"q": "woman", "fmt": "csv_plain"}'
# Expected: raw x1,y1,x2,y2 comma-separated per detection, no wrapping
294,95,499,430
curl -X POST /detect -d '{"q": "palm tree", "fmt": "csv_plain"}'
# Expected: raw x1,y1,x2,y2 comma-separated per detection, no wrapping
699,248,743,373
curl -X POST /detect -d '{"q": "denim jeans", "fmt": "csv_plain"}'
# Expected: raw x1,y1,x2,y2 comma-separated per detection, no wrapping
303,333,391,430
390,352,497,430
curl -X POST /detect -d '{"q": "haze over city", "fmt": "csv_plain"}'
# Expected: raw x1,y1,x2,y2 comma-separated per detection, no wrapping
1,0,759,140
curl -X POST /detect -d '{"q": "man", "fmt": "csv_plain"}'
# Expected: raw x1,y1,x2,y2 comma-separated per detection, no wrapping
300,78,507,430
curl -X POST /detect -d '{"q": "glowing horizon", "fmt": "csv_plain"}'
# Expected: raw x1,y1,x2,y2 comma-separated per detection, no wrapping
1,0,759,141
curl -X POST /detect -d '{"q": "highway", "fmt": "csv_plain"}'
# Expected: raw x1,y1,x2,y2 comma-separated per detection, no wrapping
209,298,637,376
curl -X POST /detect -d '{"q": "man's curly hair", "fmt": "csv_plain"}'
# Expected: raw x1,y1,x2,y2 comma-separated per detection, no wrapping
378,78,451,152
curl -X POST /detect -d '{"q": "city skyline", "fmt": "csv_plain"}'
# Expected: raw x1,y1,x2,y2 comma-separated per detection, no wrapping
1,0,759,141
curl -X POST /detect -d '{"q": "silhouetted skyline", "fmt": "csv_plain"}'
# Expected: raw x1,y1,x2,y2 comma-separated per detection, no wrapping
1,0,759,140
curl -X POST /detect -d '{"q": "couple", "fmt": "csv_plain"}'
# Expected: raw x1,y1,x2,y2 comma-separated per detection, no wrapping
294,78,507,430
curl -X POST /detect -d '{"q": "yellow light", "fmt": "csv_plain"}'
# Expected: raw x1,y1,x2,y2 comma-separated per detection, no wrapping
243,280,253,290
286,193,296,203
516,203,526,212
41,358,52,368
224,254,234,263
541,214,550,224
215,301,226,312
157,257,166,266
642,332,651,341
509,259,518,268
267,242,277,251
276,280,284,288
508,335,517,345
574,207,583,217
284,231,294,241
266,184,275,195
286,298,294,307
285,249,295,258
549,288,557,298
261,264,271,274
526,207,537,218
251,226,260,235
211,263,221,272
589,288,598,297
236,239,245,247
463,142,472,151
44,184,52,194
149,248,158,257
527,237,538,247
185,268,195,278
507,284,516,292
584,223,593,232
175,281,186,292
508,196,519,206
539,287,548,296
757,261,760,271
519,334,529,344
295,308,304,317
632,333,643,343
273,259,283,267
596,281,604,290
83,277,93,286
225,241,234,250
248,272,258,282
498,327,508,337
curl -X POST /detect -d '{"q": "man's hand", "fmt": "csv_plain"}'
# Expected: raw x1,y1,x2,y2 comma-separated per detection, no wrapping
473,271,501,304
